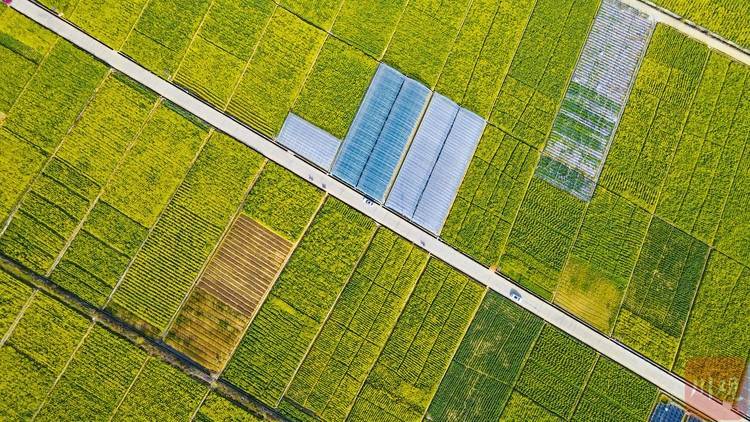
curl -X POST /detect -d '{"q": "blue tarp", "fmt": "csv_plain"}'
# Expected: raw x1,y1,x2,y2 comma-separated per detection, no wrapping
386,93,484,234
332,64,429,201
277,113,341,170
650,402,685,422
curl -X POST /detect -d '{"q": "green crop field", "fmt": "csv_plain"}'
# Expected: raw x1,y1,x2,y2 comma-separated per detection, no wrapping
347,259,485,421
331,0,407,58
442,126,538,267
222,198,376,405
426,291,543,421
650,0,750,50
280,228,427,421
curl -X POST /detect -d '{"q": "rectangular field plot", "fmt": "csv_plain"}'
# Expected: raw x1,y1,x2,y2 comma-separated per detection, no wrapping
112,358,207,420
657,52,750,245
441,127,538,267
426,291,543,422
110,133,263,334
2,41,107,153
554,187,650,333
332,64,430,201
278,113,341,170
222,198,376,406
331,0,408,58
173,0,274,107
572,357,657,421
383,0,471,87
293,37,378,140
0,293,90,419
0,73,157,274
65,0,149,47
435,0,535,118
500,391,563,421
0,157,100,274
499,178,587,299
347,259,485,421
34,325,148,421
613,218,708,367
226,8,325,136
120,0,211,78
511,325,597,419
0,269,33,335
279,228,428,421
599,25,709,211
674,251,750,403
650,0,750,50
536,0,654,200
386,94,485,234
489,0,600,148
195,392,264,421
0,130,46,227
279,0,343,29
51,103,208,306
715,126,750,267
0,9,55,114
166,216,293,372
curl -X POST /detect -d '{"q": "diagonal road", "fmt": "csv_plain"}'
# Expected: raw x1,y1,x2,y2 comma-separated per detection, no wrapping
7,0,748,420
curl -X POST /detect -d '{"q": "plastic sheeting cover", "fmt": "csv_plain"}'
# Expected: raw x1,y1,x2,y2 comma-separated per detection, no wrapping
277,113,341,170
332,63,429,201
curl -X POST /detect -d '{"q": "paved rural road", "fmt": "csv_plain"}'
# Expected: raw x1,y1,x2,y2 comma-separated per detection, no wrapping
8,0,748,420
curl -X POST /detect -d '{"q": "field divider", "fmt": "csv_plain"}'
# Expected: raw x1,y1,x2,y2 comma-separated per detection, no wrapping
0,288,38,346
9,2,748,420
108,356,150,422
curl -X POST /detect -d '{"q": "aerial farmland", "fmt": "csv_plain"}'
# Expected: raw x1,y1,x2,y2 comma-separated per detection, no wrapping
0,0,749,421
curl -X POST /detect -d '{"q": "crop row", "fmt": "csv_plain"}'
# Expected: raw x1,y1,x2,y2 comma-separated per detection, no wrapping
279,228,428,421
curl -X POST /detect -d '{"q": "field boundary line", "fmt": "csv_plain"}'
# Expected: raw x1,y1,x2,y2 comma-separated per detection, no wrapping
188,387,213,421
11,3,748,420
108,355,150,421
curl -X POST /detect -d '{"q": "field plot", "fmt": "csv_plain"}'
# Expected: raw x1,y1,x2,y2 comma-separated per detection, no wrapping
112,357,207,420
656,52,750,245
347,259,485,421
674,251,750,403
613,218,708,367
0,292,90,419
222,198,376,406
2,40,106,153
536,0,654,200
489,0,600,149
441,126,538,267
651,0,750,50
280,228,427,421
554,187,650,333
572,357,657,421
195,393,262,422
279,0,343,29
715,127,750,267
426,291,543,422
511,325,597,419
34,325,148,421
0,8,55,114
110,132,263,334
383,0,471,87
120,0,211,78
0,73,156,274
292,37,377,140
599,25,709,211
332,64,430,201
499,178,587,299
0,269,33,335
174,0,274,108
64,0,149,47
166,163,323,373
435,0,535,118
331,0,407,58
51,103,208,306
500,391,563,421
226,8,325,137
386,94,485,234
